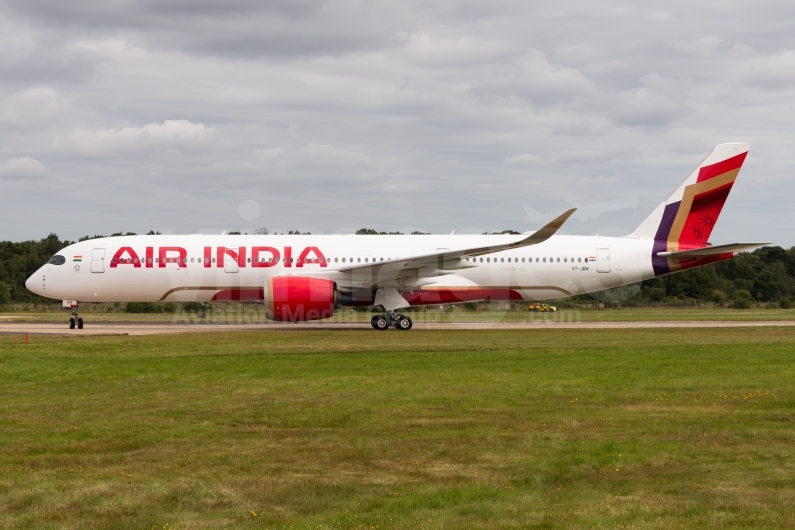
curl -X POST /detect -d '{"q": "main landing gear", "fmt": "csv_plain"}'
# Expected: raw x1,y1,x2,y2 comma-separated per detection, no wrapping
69,305,83,330
370,311,413,331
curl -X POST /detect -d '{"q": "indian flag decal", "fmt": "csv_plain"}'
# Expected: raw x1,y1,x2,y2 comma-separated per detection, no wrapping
589,256,596,261
73,255,82,262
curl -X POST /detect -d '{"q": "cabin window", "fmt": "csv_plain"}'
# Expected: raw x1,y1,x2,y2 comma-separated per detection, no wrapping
557,258,560,263
543,258,546,262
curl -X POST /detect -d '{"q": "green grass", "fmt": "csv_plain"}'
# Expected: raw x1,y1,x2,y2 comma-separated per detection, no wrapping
2,328,795,529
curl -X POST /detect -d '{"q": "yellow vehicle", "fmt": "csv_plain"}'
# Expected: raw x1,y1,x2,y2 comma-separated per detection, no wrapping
529,303,557,312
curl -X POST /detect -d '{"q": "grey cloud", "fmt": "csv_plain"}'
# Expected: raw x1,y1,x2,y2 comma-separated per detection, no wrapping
0,0,794,245
0,87,71,129
51,120,216,158
0,156,50,180
3,0,413,58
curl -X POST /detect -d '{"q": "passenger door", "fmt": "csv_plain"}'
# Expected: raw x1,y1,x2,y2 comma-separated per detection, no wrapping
596,248,610,273
224,248,239,273
91,248,105,273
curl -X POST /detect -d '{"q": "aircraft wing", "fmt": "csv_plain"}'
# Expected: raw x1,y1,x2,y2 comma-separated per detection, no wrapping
329,209,576,289
656,242,770,259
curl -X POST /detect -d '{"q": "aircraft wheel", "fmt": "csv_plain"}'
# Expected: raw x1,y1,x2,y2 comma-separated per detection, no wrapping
395,315,413,330
77,318,84,329
373,315,390,330
69,318,75,329
370,315,380,329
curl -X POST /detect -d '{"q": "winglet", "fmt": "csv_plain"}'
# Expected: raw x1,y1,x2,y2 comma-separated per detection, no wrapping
514,208,576,246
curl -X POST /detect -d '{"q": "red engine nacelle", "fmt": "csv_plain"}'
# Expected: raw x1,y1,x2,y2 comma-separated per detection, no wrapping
265,276,338,322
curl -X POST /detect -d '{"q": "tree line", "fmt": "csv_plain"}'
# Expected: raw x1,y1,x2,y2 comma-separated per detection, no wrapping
1,233,793,307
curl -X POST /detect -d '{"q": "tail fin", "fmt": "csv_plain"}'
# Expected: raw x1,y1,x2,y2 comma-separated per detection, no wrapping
629,142,751,276
629,142,750,245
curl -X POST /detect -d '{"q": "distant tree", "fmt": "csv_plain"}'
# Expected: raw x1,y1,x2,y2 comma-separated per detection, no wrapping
126,302,159,313
146,230,161,235
253,227,269,235
227,231,241,235
753,268,785,301
711,289,727,307
646,287,666,302
0,281,11,304
410,231,429,235
482,230,521,235
356,228,403,235
734,290,753,309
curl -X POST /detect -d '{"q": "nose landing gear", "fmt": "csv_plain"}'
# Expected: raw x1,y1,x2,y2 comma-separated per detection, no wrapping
370,311,413,330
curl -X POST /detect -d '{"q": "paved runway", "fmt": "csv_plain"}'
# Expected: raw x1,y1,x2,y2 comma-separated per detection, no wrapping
1,320,794,336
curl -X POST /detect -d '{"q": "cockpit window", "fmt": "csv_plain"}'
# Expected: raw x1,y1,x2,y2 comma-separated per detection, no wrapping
47,255,66,265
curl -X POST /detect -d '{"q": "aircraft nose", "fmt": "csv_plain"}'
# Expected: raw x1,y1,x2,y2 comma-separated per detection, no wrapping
25,269,42,294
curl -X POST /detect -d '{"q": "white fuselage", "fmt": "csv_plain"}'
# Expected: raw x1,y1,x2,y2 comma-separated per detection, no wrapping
27,234,656,305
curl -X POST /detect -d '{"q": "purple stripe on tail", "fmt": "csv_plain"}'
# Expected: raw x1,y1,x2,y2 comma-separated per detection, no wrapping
652,202,680,276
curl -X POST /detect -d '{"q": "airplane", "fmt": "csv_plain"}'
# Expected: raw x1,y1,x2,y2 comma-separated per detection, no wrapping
26,143,769,331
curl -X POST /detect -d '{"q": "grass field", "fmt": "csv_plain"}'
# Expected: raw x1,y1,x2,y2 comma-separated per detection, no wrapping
2,328,795,529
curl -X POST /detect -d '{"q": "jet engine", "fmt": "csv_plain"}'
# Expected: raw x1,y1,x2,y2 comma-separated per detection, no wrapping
265,276,339,322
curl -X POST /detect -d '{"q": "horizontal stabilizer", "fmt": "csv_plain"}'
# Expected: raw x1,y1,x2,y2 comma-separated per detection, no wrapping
657,242,770,259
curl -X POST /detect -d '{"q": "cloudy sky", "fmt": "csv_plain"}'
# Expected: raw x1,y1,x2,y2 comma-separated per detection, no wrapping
1,0,793,244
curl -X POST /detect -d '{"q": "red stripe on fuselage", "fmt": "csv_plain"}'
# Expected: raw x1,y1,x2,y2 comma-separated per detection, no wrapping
211,290,264,301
